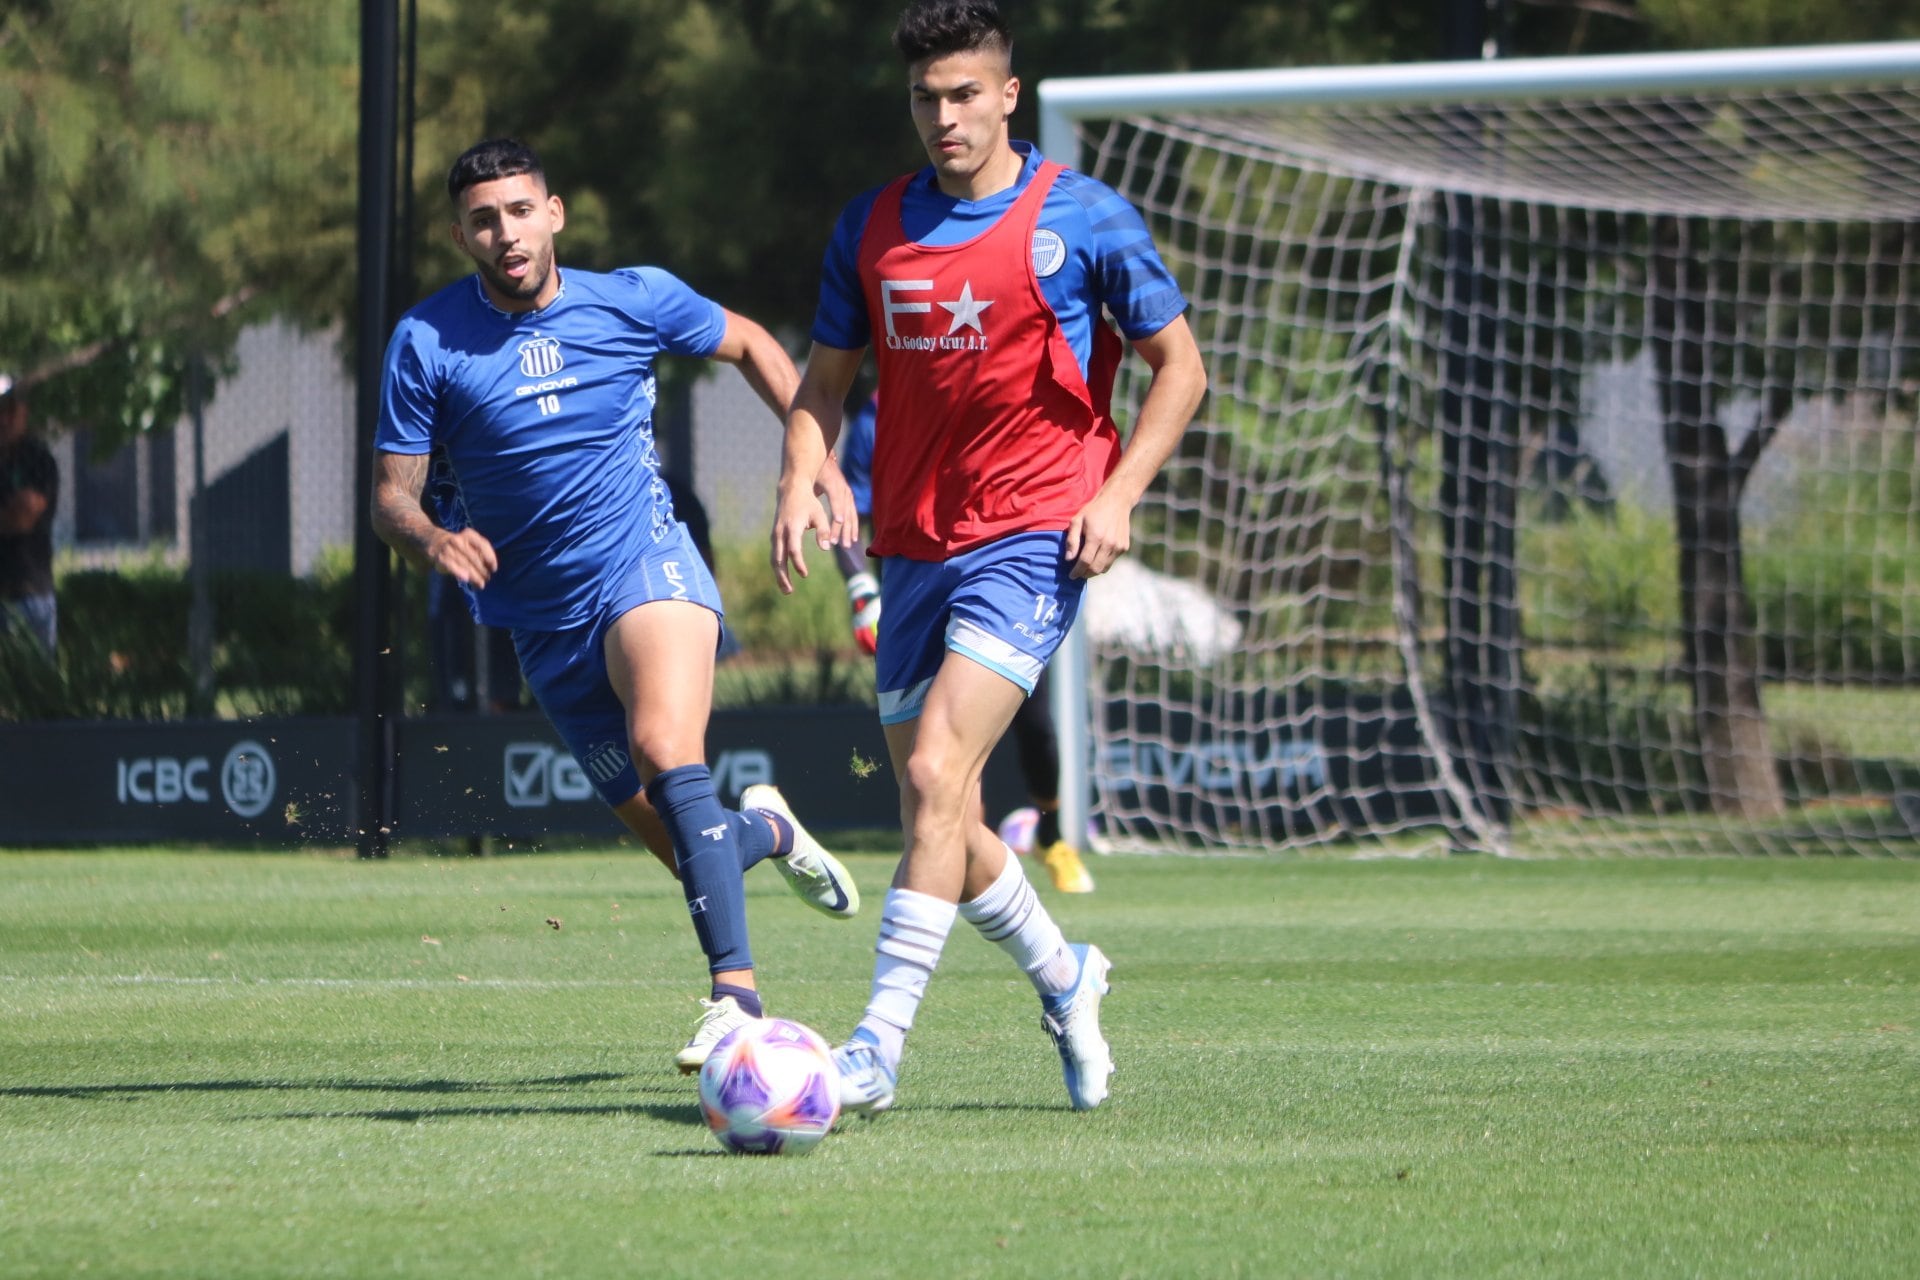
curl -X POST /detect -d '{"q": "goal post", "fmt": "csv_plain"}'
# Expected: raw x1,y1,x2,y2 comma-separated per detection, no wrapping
1039,42,1920,857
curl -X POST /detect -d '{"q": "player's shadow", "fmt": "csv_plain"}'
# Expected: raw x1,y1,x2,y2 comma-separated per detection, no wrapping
0,1070,635,1102
5,1070,714,1140
934,1100,1078,1114
270,1099,703,1126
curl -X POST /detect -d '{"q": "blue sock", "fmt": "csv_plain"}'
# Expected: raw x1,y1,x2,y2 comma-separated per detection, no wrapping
728,809,784,871
645,764,753,975
710,981,763,1018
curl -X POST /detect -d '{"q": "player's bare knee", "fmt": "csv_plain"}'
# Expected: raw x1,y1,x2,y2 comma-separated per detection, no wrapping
901,746,970,812
629,727,702,778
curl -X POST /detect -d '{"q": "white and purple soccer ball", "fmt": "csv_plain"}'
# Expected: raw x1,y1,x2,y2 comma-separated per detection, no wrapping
697,1017,841,1155
996,807,1099,856
997,806,1041,856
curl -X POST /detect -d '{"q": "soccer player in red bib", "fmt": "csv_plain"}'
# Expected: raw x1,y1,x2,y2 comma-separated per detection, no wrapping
771,0,1207,1113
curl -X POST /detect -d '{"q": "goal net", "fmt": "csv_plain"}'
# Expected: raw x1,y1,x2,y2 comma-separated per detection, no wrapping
1041,43,1920,856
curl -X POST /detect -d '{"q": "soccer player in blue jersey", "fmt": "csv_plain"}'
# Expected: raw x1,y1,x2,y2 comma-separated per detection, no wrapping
771,0,1207,1113
373,138,863,1073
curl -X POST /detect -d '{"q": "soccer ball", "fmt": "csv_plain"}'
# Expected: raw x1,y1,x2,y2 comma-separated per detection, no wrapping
997,806,1041,855
697,1018,841,1155
996,807,1100,856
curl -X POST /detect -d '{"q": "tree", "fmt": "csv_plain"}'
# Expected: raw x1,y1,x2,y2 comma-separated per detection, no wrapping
8,0,1906,453
0,1,359,442
1646,216,1789,819
399,0,1431,337
1631,0,1920,49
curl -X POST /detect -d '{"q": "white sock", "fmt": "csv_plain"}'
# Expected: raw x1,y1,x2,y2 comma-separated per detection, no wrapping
959,848,1077,997
856,888,957,1067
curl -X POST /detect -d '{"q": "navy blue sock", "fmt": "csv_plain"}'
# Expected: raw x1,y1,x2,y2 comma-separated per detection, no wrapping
749,809,794,858
710,981,763,1018
728,809,783,871
645,764,753,975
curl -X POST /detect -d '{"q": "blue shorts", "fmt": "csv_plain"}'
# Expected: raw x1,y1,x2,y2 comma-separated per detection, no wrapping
875,531,1084,725
512,522,724,805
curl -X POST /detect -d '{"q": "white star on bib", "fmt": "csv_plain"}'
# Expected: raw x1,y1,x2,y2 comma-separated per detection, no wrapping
939,281,994,335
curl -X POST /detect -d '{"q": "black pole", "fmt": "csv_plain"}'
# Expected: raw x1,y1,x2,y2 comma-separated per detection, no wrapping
385,0,419,725
397,0,418,307
352,0,400,856
185,355,215,718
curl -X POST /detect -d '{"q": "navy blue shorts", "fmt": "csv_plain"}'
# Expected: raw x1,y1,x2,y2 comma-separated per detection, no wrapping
874,530,1084,726
512,522,724,805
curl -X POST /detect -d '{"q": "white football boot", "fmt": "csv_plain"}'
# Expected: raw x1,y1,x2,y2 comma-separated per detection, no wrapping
1040,943,1113,1110
831,1028,898,1115
674,995,754,1075
742,784,861,919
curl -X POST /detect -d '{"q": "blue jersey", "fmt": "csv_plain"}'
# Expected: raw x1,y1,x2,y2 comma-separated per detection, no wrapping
378,267,726,630
811,141,1187,379
840,393,876,517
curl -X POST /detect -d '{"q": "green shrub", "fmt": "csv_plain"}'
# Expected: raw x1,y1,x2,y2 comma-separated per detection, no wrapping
2,541,882,723
707,536,876,707
1518,499,1679,651
1750,512,1917,682
710,536,848,656
1747,416,1916,681
713,651,874,708
1,559,356,722
1517,428,1918,684
1513,665,1920,817
1513,665,1712,816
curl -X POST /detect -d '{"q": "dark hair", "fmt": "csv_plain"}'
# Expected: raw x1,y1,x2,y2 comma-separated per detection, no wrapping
446,137,545,202
892,0,1011,65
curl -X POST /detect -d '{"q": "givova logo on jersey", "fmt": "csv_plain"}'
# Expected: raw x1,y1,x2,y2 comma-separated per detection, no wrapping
518,336,565,378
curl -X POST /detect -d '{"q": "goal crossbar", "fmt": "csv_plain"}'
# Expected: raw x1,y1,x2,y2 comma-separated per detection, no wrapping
1039,42,1920,145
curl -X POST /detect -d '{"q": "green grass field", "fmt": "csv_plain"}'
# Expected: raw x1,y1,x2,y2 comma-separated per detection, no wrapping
2,848,1917,1278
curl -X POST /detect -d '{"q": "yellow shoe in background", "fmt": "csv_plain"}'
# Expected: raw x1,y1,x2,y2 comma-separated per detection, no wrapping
1040,840,1095,894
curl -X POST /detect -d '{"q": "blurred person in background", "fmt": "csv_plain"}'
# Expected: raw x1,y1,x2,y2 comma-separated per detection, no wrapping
0,375,58,659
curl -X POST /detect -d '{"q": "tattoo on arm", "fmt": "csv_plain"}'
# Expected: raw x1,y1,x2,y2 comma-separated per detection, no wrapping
370,452,440,573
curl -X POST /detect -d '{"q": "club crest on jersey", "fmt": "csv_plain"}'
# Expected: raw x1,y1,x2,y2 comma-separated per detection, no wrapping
1032,229,1066,278
518,336,565,378
879,278,993,352
582,741,630,784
